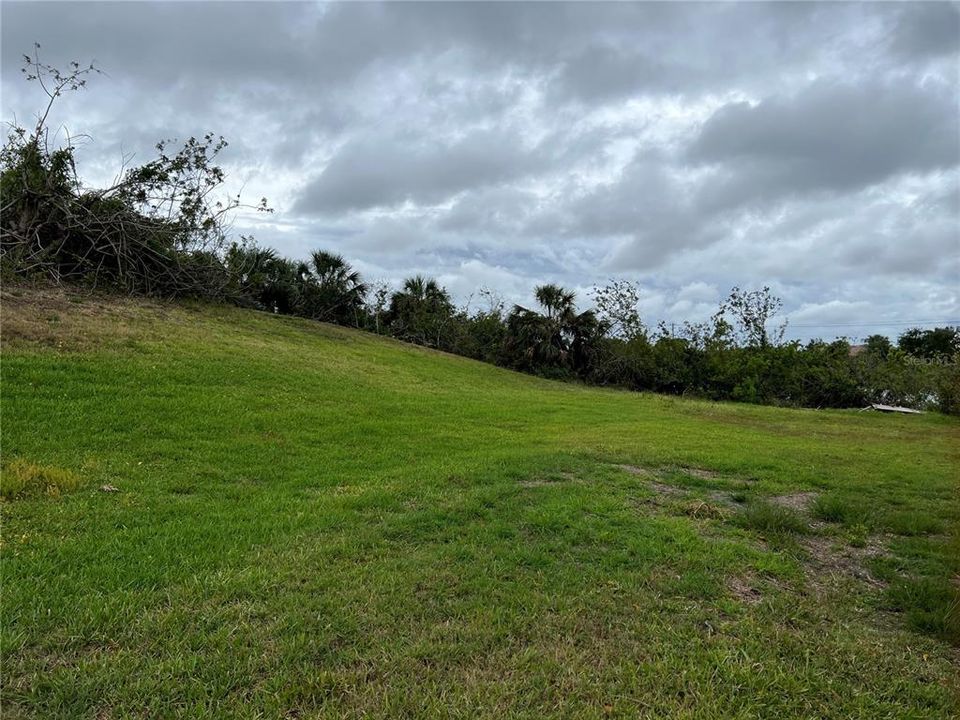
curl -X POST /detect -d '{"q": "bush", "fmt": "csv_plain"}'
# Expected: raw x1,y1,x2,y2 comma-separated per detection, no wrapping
936,362,960,415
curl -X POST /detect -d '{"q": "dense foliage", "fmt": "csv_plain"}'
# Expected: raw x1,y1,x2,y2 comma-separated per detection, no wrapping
3,52,956,413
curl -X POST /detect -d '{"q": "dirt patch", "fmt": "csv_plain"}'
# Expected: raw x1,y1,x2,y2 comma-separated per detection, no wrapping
618,465,681,494
680,466,723,480
519,472,578,488
620,463,729,482
769,491,818,512
618,464,743,506
728,574,763,606
801,534,889,589
650,481,686,497
617,464,656,478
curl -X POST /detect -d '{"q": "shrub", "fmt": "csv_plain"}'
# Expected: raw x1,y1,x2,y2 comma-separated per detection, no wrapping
936,361,960,415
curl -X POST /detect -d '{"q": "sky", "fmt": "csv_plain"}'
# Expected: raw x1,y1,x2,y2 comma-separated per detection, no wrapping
2,1,958,341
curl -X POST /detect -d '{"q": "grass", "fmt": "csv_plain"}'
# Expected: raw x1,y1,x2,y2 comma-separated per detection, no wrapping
883,576,958,637
733,501,809,536
2,283,959,718
0,458,82,500
811,493,863,525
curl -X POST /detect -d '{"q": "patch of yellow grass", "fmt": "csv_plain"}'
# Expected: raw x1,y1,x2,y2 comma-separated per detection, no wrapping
1,458,82,500
0,281,169,352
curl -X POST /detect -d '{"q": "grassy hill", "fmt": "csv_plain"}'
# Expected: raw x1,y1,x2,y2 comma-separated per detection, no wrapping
2,284,958,719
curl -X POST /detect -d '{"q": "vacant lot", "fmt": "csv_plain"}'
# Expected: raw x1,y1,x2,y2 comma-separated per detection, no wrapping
2,284,958,718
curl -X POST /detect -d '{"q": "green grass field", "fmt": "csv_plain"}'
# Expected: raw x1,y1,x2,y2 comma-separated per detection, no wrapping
2,284,958,719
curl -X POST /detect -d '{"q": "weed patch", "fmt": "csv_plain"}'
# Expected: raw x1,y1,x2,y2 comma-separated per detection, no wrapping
812,494,865,525
1,458,82,500
885,511,946,537
884,576,958,640
733,501,809,536
681,500,731,521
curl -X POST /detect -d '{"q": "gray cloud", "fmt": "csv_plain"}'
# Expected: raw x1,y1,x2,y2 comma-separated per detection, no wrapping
688,78,959,202
889,2,960,60
554,45,692,102
293,128,547,214
2,1,958,340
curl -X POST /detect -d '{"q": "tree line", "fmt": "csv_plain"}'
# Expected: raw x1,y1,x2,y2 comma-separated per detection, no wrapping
3,50,957,414
219,242,959,413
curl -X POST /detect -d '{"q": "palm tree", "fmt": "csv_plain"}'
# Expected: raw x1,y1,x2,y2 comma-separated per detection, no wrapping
224,243,302,314
505,284,606,374
310,251,363,289
399,275,449,305
388,275,454,347
299,249,368,326
534,284,576,321
224,243,278,298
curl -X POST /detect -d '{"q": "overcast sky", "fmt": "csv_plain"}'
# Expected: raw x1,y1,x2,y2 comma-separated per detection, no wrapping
3,1,958,340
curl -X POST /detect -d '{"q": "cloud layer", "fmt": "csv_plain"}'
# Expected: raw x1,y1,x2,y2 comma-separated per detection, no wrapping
3,1,958,340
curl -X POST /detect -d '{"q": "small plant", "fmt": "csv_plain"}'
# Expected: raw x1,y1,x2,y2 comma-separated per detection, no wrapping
734,501,808,535
884,576,957,641
1,457,82,499
846,523,869,548
811,494,863,525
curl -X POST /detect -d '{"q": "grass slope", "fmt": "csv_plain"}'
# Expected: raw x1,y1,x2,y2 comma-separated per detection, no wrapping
2,285,959,719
